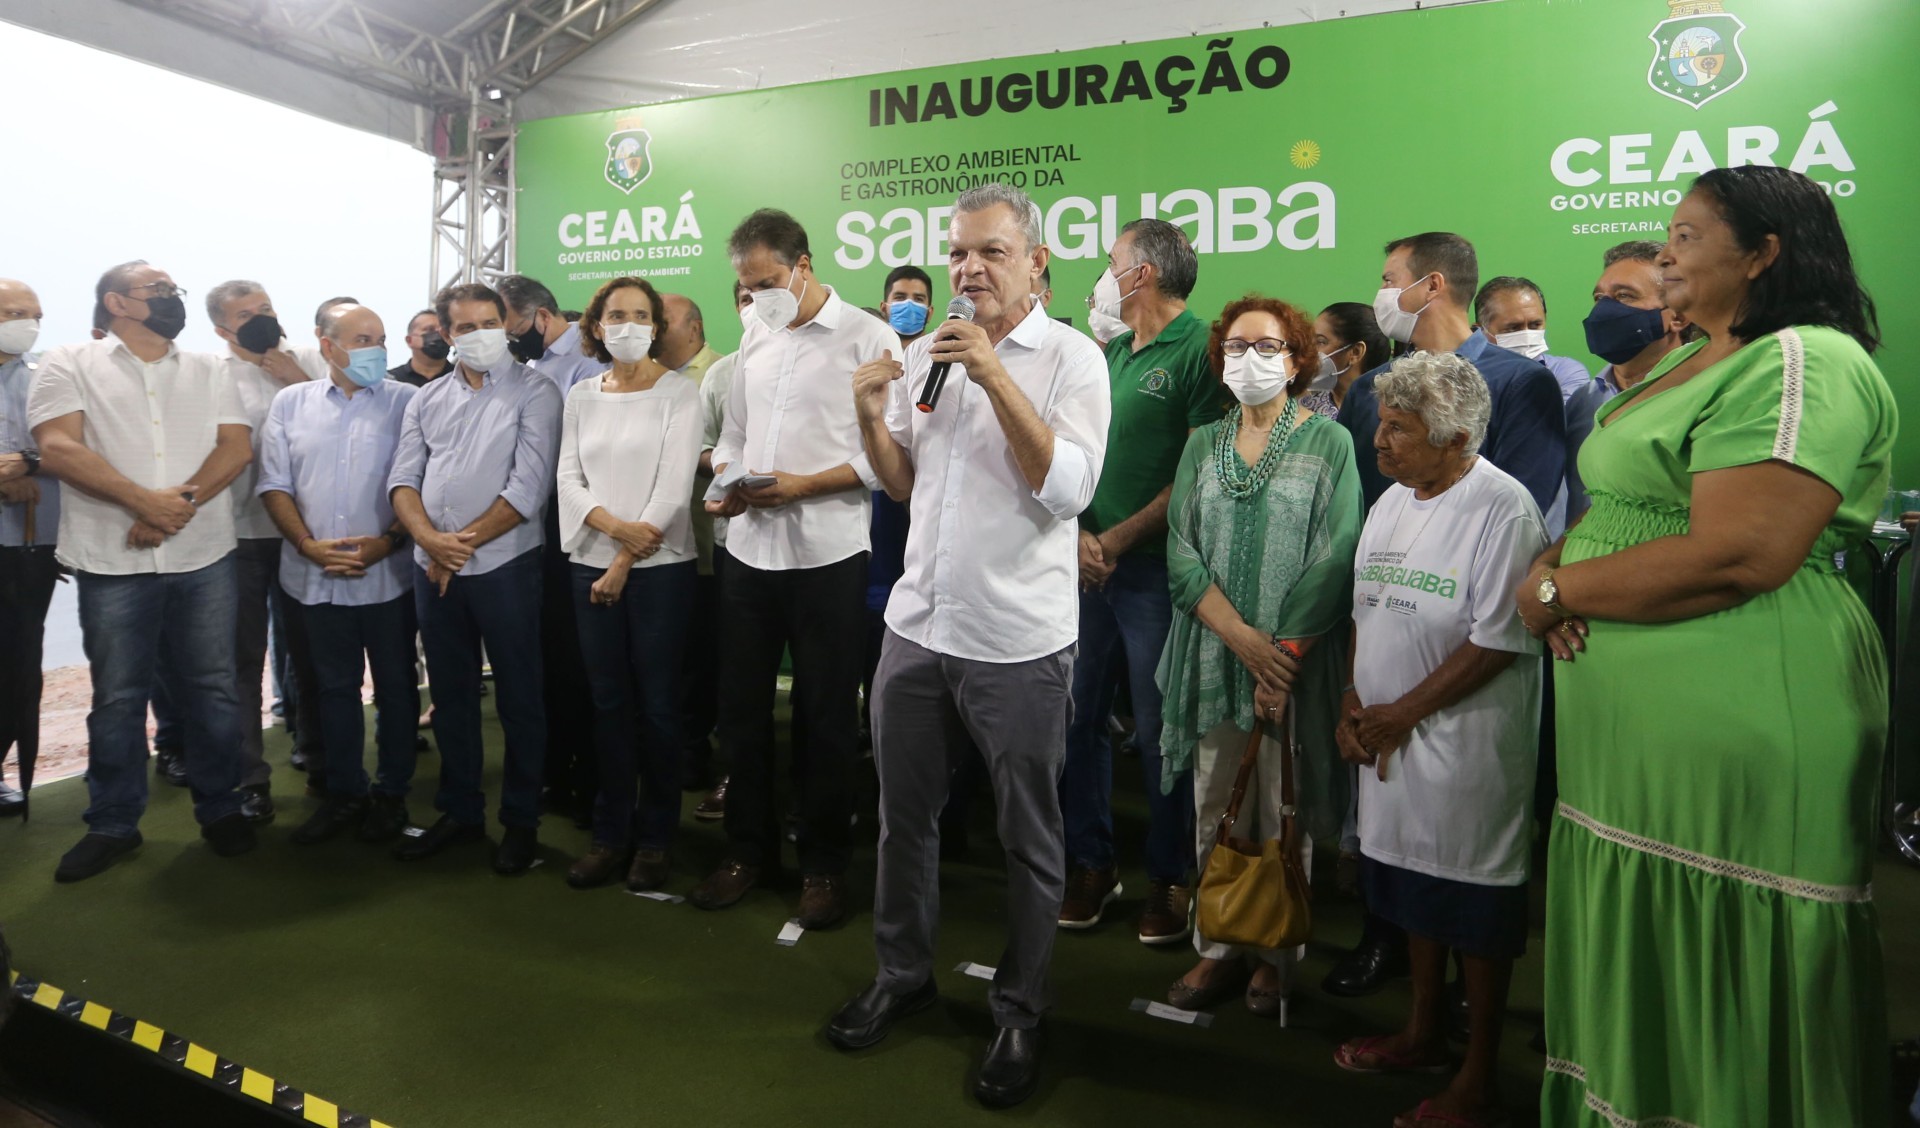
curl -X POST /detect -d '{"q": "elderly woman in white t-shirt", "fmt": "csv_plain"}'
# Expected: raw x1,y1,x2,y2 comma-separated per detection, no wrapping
1331,352,1546,1128
557,275,704,893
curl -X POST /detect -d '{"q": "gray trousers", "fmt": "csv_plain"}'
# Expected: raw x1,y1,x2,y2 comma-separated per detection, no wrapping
870,629,1074,1029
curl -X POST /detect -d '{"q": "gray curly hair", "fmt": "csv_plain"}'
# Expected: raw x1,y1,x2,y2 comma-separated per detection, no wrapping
1375,351,1491,456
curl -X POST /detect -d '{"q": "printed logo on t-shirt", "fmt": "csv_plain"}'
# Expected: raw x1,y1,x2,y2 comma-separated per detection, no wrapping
1357,550,1460,602
1137,368,1171,399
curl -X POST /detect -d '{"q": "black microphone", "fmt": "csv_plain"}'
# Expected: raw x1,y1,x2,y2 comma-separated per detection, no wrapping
915,295,977,413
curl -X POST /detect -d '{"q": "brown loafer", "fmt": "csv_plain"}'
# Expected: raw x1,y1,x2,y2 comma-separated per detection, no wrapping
627,848,671,892
689,860,760,910
568,844,631,889
693,776,727,821
797,873,848,930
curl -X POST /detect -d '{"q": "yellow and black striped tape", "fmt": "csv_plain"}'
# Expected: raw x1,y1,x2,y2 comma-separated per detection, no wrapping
7,968,392,1127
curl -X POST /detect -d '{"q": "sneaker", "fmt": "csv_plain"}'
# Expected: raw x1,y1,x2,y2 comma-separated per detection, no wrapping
1137,881,1193,946
290,794,367,845
54,832,143,883
1057,865,1121,929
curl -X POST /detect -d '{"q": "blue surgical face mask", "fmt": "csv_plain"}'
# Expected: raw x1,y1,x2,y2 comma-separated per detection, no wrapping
1583,298,1668,366
344,345,388,388
887,299,930,336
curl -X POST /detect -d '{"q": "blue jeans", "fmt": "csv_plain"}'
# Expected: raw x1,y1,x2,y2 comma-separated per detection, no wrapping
1060,553,1193,884
302,593,420,799
415,549,546,828
571,559,695,849
77,555,246,836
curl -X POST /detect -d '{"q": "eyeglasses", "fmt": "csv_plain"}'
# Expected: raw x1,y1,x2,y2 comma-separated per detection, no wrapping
121,282,187,301
1222,338,1291,359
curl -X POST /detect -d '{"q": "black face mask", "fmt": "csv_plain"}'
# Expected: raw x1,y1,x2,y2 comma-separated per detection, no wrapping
140,295,189,341
234,314,283,354
418,333,450,362
508,316,548,363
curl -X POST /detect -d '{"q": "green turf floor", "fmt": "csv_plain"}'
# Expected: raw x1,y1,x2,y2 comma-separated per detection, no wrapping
2,700,1916,1127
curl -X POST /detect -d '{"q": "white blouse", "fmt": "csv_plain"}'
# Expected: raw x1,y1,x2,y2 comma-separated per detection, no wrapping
556,371,702,570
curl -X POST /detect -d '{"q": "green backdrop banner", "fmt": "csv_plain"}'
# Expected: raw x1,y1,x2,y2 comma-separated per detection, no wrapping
515,0,1914,477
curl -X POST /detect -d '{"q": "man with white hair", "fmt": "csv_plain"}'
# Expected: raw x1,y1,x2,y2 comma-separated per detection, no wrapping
830,182,1110,1109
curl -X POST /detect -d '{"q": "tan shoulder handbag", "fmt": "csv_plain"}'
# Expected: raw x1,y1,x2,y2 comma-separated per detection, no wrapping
1194,707,1312,950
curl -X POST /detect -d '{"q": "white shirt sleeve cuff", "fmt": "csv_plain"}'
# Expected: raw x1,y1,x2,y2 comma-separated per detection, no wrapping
1032,437,1092,521
848,451,880,492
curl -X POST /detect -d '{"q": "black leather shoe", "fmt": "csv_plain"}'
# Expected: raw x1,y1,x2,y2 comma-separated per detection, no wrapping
1320,933,1411,998
825,979,938,1051
241,784,275,825
155,747,189,787
392,814,486,861
289,747,312,773
54,832,143,883
358,795,410,842
974,1024,1043,1109
201,813,258,858
290,795,366,845
493,825,538,875
0,780,24,818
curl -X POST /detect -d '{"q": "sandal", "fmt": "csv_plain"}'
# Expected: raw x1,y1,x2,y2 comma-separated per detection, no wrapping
1391,1098,1509,1128
1333,1034,1452,1075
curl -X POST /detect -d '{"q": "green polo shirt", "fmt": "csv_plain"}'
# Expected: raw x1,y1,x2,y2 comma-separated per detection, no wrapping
1083,309,1228,556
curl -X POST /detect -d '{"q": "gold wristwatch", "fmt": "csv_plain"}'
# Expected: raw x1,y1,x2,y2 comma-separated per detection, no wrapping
1537,568,1569,618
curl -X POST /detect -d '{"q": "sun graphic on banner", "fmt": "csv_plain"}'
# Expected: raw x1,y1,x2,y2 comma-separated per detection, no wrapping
1289,140,1322,169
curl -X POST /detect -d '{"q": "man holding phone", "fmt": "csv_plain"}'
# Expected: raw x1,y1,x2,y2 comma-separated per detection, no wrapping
694,209,895,929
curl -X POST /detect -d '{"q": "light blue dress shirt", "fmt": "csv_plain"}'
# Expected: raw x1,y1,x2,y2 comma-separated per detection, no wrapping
386,359,562,576
526,322,607,395
257,375,417,606
0,356,59,547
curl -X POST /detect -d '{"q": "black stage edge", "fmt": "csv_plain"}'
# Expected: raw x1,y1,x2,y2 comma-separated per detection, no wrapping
0,980,378,1128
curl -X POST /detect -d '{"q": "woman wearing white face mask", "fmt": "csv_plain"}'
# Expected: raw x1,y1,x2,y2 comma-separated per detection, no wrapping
1302,302,1391,419
1156,295,1364,1018
556,276,704,893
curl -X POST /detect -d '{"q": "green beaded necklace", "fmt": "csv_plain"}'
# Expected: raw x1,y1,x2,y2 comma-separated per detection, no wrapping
1213,400,1301,501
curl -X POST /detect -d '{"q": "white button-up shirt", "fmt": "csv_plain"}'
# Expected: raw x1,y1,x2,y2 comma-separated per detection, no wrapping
257,375,417,606
882,302,1110,663
229,345,327,540
711,288,894,571
28,334,247,576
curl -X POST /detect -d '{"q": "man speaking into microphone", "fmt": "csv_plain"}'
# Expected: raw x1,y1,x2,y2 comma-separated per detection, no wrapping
827,182,1110,1109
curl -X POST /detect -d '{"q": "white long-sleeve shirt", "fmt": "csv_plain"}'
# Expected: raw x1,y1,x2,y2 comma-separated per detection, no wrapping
710,287,895,571
882,301,1111,663
557,372,703,569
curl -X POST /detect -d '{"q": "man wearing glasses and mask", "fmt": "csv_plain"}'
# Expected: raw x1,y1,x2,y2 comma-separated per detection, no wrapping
28,261,259,881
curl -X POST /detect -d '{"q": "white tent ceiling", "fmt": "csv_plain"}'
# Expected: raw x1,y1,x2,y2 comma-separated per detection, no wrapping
2,0,1477,149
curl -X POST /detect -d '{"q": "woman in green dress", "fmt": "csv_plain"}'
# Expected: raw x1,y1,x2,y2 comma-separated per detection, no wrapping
1516,165,1894,1126
1156,295,1363,1017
